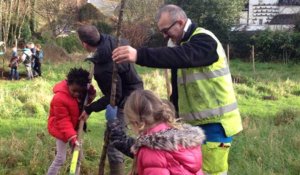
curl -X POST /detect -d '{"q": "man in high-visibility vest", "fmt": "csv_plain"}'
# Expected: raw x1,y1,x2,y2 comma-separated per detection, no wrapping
112,4,243,175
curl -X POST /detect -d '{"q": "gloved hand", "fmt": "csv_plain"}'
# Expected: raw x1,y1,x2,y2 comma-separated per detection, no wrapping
106,119,135,158
69,136,80,148
105,105,117,122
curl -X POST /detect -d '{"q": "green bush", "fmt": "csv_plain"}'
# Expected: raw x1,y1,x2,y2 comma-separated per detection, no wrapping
20,22,32,43
230,30,300,63
78,3,106,22
251,30,300,63
229,31,255,60
94,21,114,34
55,34,84,53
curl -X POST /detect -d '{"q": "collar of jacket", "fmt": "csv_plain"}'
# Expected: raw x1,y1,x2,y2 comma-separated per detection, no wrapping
181,21,197,43
131,123,205,153
90,34,114,64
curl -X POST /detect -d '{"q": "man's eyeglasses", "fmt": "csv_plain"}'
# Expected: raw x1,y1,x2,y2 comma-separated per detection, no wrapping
160,21,177,35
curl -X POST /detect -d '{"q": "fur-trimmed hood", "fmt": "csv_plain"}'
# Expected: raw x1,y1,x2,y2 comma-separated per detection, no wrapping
131,124,205,153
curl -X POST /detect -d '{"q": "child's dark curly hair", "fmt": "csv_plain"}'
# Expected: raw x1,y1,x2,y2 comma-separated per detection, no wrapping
67,68,90,87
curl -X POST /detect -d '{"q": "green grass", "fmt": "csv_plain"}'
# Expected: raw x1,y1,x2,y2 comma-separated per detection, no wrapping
0,59,300,174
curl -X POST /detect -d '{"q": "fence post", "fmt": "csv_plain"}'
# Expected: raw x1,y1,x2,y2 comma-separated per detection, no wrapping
226,44,230,65
252,45,255,73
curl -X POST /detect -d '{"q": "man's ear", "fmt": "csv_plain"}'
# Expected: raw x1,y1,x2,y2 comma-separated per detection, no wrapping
178,19,185,27
82,42,87,48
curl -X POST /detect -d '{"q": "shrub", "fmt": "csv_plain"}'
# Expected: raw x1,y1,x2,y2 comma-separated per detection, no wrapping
251,30,300,63
94,21,114,34
78,3,106,22
229,31,255,60
230,30,300,63
122,21,152,48
55,34,84,53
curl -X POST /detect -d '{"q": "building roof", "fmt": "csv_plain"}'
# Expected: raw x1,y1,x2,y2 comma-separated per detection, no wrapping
269,14,300,24
278,0,300,6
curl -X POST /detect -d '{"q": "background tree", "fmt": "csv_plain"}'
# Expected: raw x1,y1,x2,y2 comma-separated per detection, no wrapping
29,0,37,35
120,0,164,47
165,0,245,42
35,0,79,37
2,0,14,45
0,0,3,42
0,0,31,45
294,13,300,32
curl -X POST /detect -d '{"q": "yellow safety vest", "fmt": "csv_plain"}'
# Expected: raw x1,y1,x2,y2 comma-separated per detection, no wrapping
178,27,243,137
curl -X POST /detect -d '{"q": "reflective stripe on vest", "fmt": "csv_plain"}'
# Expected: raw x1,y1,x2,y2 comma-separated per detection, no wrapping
178,67,230,84
178,27,238,122
180,102,238,121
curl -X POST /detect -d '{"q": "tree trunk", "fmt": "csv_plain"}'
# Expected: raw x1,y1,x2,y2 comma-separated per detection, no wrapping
0,0,3,41
29,0,36,35
3,0,13,45
17,1,31,40
12,0,20,43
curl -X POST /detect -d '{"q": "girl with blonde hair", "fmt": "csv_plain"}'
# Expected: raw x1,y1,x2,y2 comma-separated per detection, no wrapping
123,90,205,175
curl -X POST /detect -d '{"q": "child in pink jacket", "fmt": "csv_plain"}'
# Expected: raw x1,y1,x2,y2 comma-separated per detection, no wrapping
124,90,205,175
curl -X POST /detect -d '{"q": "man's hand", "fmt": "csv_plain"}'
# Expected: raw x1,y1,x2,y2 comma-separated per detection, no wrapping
79,110,89,122
105,105,117,122
112,46,137,64
87,84,96,104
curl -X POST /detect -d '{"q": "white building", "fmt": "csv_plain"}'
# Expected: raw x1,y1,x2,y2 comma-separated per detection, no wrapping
236,0,300,31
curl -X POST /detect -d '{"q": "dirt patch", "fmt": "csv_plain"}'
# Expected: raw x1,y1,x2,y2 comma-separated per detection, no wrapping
262,95,278,101
274,109,299,126
0,68,28,80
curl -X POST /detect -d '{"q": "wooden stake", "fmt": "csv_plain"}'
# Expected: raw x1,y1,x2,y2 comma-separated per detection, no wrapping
99,0,127,174
164,69,171,99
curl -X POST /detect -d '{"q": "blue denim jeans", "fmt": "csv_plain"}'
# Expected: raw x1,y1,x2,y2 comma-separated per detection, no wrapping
10,67,19,80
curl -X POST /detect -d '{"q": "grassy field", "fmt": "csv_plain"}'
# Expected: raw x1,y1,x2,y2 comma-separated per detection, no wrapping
0,59,299,175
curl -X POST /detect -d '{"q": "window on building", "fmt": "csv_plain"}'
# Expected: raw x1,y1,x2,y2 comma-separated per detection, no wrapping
259,19,263,25
259,0,263,4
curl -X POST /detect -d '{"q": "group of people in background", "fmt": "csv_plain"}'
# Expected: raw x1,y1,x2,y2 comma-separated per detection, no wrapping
8,41,44,80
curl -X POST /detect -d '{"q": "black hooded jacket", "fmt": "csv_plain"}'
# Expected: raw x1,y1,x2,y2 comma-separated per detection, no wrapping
85,34,143,114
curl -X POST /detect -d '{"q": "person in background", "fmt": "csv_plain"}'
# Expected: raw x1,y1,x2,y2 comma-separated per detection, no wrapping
19,42,33,80
33,44,44,76
27,42,37,76
112,4,243,175
8,44,19,80
47,68,96,175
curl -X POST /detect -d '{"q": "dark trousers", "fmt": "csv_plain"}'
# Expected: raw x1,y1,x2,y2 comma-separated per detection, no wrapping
10,67,19,80
33,62,42,76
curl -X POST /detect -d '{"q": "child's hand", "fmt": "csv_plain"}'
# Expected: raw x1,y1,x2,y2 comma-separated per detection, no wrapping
105,105,117,122
79,110,89,122
69,137,80,148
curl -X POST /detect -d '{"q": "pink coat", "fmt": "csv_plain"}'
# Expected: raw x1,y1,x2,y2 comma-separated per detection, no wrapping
132,123,205,175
